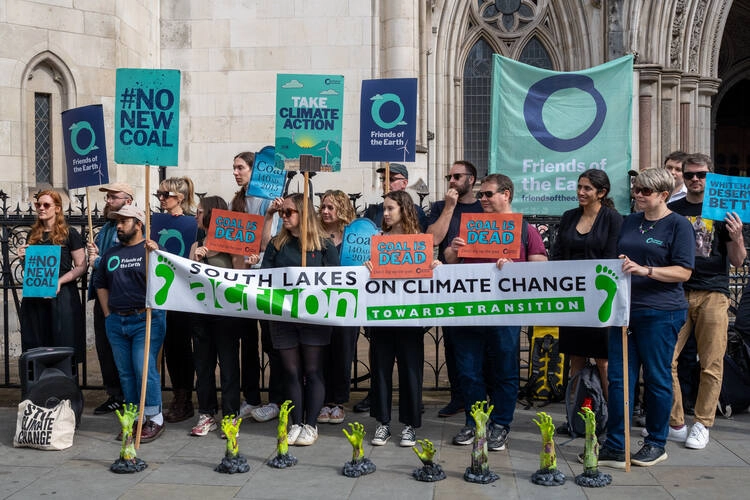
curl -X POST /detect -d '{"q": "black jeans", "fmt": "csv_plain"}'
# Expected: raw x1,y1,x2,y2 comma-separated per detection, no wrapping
323,326,359,404
240,319,283,405
192,314,241,416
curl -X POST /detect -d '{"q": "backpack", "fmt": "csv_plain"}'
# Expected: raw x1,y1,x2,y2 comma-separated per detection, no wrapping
717,326,750,417
564,363,607,438
523,327,565,402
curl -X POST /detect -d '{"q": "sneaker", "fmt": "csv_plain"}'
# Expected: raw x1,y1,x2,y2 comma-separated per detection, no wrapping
287,424,302,445
399,425,416,447
140,420,165,443
190,414,217,437
328,405,345,424
685,422,709,449
578,446,626,470
438,398,464,417
238,400,258,419
641,424,688,442
371,423,391,446
631,443,668,466
295,424,318,446
453,425,475,445
317,406,331,424
94,396,123,415
487,423,509,451
251,402,280,422
353,394,371,413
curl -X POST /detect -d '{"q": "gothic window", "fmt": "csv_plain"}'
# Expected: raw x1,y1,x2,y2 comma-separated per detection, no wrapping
463,39,495,178
34,93,52,184
519,36,552,69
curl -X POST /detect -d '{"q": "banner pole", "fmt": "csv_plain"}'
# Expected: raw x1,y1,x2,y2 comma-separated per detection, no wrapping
622,325,630,471
135,166,152,449
384,162,390,195
85,187,94,245
300,170,309,266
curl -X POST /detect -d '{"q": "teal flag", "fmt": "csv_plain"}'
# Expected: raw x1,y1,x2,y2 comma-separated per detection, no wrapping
115,68,181,166
489,55,633,215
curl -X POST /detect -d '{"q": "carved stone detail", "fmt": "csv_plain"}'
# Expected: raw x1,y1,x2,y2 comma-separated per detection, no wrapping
670,0,687,69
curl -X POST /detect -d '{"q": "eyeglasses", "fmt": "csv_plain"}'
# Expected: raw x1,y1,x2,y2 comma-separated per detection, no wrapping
279,208,299,218
34,202,54,210
154,190,177,199
632,186,655,196
380,176,406,183
476,190,499,199
445,173,470,181
683,171,708,180
105,194,130,201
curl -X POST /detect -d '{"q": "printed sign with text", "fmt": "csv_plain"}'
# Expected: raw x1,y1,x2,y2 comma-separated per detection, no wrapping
340,218,379,266
457,213,522,259
23,245,61,298
369,233,433,279
247,145,285,200
61,104,109,189
359,78,417,162
702,172,750,222
205,209,264,256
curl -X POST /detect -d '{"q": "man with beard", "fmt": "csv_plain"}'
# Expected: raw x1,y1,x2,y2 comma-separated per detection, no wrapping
427,161,483,418
94,205,167,443
87,183,133,415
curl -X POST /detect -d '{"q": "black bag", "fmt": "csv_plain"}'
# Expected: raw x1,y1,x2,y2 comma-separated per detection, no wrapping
718,327,750,417
564,363,607,438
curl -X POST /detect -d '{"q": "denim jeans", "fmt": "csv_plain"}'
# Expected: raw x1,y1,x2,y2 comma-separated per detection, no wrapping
452,325,521,429
106,309,166,418
606,308,686,451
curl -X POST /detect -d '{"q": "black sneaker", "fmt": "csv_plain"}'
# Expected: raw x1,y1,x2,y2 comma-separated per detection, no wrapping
353,394,370,413
487,423,509,451
438,398,464,417
577,446,626,470
453,425,475,445
94,396,123,415
631,444,668,467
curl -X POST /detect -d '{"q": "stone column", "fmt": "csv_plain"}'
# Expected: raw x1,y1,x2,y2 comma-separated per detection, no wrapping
380,1,418,78
680,74,700,153
637,65,662,170
697,78,720,155
660,69,683,158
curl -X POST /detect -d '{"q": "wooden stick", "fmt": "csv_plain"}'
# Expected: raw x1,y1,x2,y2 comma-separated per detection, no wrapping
622,325,630,471
85,187,94,244
300,171,309,267
135,168,152,449
384,162,390,194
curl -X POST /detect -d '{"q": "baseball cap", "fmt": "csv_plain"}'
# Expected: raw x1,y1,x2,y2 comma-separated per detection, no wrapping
99,182,135,198
376,163,409,180
108,205,145,224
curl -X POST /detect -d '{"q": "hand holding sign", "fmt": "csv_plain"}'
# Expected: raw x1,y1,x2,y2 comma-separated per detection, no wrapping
368,233,434,279
205,209,264,257
457,213,522,259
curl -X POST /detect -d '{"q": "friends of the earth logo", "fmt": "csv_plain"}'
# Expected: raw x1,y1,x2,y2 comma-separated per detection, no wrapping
366,263,621,323
151,254,359,320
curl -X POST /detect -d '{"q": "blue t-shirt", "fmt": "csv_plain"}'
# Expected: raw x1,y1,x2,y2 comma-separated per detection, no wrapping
617,212,695,311
427,199,483,262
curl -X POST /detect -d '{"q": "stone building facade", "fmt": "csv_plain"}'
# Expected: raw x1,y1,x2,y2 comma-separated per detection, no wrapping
1,0,748,210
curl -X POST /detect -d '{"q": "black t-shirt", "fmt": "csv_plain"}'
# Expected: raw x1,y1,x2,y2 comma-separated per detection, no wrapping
427,199,483,262
93,243,148,312
668,198,732,295
33,228,84,277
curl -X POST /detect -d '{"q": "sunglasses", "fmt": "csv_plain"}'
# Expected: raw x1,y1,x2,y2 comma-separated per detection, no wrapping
154,190,178,199
445,173,470,181
683,171,708,180
632,186,655,196
476,190,499,199
279,208,299,218
34,202,54,210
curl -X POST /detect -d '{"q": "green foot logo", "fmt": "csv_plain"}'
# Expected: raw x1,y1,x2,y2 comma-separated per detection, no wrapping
594,264,618,322
154,255,176,306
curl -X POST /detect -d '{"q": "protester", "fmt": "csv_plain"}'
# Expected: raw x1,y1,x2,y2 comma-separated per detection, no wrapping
188,196,242,437
598,167,694,468
667,154,746,449
427,160,483,417
93,205,167,442
87,183,133,414
19,190,87,363
230,151,283,423
261,193,339,446
444,174,547,451
367,190,440,448
317,190,358,425
552,169,622,409
157,176,198,424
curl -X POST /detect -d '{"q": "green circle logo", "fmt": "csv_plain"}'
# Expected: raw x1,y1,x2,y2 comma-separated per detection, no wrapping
69,121,99,156
371,93,405,129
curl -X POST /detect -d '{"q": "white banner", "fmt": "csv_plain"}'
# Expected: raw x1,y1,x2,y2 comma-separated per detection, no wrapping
147,250,630,327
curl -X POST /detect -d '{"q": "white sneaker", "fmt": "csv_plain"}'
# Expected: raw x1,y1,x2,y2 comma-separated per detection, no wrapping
685,422,709,449
317,406,331,424
371,424,391,446
399,425,416,447
287,424,302,445
295,424,318,446
251,402,280,422
641,425,688,442
190,414,217,436
238,400,257,419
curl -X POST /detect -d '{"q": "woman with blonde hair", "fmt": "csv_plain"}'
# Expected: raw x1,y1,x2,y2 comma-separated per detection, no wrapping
19,190,87,363
317,190,358,425
156,176,199,423
261,193,339,446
